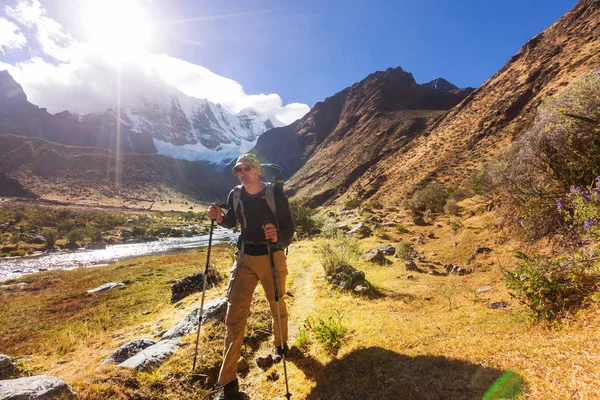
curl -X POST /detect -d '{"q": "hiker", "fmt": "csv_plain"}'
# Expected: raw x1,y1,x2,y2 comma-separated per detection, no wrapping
208,153,294,400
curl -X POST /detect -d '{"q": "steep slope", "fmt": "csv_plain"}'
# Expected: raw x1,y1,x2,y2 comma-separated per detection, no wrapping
0,71,284,163
0,134,235,208
253,68,471,203
257,0,599,206
350,0,600,206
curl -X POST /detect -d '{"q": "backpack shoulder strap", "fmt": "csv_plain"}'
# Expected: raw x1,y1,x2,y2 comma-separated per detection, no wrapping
232,185,246,230
265,182,277,216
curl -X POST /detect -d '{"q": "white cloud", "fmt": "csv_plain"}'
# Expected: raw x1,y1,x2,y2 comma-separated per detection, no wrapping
0,0,309,125
0,17,26,54
5,0,74,61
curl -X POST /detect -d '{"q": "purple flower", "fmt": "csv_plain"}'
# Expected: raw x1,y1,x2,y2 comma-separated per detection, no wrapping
583,217,596,231
596,176,600,187
569,186,590,201
556,198,564,210
595,67,600,75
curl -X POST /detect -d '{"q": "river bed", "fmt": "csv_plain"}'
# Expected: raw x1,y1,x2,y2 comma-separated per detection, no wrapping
0,226,237,282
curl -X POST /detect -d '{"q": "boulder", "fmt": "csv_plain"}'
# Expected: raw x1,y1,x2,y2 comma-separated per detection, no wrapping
375,245,396,256
326,265,372,295
170,271,222,303
102,339,157,365
87,282,125,293
467,247,493,264
402,260,423,272
161,297,227,340
0,354,17,379
444,264,472,275
118,340,179,371
363,249,388,264
0,375,77,399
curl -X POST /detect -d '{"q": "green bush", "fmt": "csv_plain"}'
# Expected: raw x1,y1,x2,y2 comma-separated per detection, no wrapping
486,69,600,239
396,241,414,260
289,198,324,238
444,199,459,215
43,228,58,248
344,198,362,209
67,229,85,246
365,197,384,209
9,249,26,257
503,252,600,322
395,224,408,234
304,311,348,354
315,233,361,276
86,226,103,243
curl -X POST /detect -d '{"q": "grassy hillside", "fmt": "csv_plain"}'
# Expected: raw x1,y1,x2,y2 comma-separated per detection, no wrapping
2,201,599,399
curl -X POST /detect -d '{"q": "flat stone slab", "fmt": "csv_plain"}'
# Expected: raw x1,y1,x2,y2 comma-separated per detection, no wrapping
102,339,157,365
162,297,227,340
118,340,180,371
0,375,78,400
87,282,125,293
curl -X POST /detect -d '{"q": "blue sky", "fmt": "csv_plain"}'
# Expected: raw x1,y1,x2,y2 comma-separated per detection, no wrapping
0,0,578,121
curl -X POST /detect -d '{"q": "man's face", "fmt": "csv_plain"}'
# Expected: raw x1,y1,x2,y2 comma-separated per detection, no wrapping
234,164,261,185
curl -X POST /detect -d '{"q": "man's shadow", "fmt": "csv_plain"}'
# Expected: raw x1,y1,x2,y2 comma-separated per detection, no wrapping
289,346,508,400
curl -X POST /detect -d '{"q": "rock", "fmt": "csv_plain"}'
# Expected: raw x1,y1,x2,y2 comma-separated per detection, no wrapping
406,275,415,280
428,270,446,276
402,260,423,272
477,286,492,293
427,233,435,239
237,357,249,372
346,223,364,236
326,265,372,295
334,223,350,232
488,301,509,309
0,354,17,379
102,339,157,365
467,247,493,264
375,245,396,256
21,234,46,245
444,264,472,276
87,282,125,293
0,375,77,399
171,272,220,303
118,340,180,371
363,249,389,264
86,242,106,250
256,354,274,369
161,297,227,340
413,215,426,226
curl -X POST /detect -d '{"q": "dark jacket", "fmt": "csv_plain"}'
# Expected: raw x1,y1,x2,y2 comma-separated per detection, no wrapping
219,184,294,255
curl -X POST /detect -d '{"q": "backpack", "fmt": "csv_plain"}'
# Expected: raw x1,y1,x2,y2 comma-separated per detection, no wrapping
231,163,285,246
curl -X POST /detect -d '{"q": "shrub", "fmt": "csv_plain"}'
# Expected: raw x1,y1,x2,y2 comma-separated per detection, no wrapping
86,226,103,243
503,252,600,322
289,198,324,238
412,183,449,213
449,218,463,233
365,197,384,210
315,233,361,276
67,229,85,246
43,228,58,248
344,198,362,209
558,177,600,240
444,199,459,215
486,69,600,239
373,226,390,240
396,241,414,260
9,249,26,257
395,224,408,234
304,311,348,353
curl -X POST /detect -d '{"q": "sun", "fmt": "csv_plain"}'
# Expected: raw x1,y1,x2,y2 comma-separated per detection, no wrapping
83,0,150,62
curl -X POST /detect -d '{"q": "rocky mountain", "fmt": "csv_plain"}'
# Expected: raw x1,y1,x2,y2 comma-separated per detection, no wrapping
421,78,458,93
255,0,600,207
253,67,472,204
0,71,283,163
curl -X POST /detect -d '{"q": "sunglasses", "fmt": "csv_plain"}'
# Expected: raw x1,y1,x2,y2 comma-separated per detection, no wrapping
234,166,253,174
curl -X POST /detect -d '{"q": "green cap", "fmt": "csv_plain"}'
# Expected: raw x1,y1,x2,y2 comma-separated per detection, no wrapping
232,153,263,175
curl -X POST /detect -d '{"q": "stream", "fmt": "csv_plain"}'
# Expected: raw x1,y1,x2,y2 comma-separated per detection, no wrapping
0,226,237,282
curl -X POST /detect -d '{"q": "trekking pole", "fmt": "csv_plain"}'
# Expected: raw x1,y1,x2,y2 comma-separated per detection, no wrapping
268,242,292,399
192,218,215,371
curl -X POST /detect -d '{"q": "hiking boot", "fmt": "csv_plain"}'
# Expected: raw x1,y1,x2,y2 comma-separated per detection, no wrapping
214,379,246,400
273,344,289,363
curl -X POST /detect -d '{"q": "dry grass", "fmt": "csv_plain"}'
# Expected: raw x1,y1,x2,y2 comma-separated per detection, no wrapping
1,202,600,399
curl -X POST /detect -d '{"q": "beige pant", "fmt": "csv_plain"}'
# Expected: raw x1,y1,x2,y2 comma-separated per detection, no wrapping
217,251,288,385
